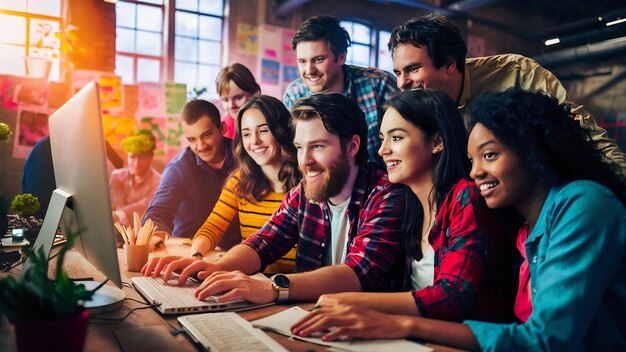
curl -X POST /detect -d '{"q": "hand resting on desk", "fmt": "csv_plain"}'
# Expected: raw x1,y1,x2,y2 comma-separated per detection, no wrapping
290,304,413,342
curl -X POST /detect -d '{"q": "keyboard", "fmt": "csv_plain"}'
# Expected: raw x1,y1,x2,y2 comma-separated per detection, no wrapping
132,275,274,315
178,312,288,352
132,276,226,314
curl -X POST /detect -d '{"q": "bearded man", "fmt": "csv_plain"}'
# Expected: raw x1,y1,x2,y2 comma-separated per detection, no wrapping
147,93,405,305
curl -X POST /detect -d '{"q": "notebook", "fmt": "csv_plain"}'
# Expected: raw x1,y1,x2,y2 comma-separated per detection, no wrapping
131,273,274,315
178,312,288,352
252,306,433,352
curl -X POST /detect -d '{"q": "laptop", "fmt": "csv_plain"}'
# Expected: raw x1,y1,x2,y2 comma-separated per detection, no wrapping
132,273,274,315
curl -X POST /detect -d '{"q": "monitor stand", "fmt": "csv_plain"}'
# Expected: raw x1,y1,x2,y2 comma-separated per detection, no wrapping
22,189,126,313
78,281,126,314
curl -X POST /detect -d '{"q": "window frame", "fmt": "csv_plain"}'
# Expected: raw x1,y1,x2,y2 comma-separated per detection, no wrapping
0,1,65,81
116,0,225,97
340,19,393,73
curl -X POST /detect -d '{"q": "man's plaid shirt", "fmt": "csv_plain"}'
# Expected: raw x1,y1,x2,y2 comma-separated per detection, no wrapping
243,165,405,290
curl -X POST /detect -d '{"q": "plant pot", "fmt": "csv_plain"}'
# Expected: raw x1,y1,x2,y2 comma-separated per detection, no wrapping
14,309,89,352
24,56,52,79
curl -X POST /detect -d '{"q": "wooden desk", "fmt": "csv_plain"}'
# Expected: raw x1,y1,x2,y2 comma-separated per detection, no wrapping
1,240,462,351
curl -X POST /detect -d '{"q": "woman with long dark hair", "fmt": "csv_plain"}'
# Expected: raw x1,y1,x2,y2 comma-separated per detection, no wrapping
144,95,301,275
292,89,626,351
299,89,515,322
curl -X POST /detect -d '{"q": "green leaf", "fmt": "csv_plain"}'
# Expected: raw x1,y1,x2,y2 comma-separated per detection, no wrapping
0,226,95,322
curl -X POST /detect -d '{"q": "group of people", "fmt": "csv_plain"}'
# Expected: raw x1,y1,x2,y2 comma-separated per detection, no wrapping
128,14,624,351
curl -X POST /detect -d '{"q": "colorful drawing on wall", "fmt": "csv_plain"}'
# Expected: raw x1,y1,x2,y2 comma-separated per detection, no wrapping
283,65,299,84
282,29,296,66
0,75,20,110
99,75,123,112
121,84,139,117
12,106,51,159
102,114,137,146
138,116,167,158
164,116,184,160
260,59,280,85
138,82,166,118
164,82,187,115
237,23,258,56
138,116,184,161
12,78,49,107
72,69,103,95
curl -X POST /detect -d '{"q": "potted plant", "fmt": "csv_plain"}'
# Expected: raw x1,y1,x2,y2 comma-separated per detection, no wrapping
0,123,12,235
27,23,83,79
10,193,40,219
0,229,96,351
0,122,11,142
9,193,43,243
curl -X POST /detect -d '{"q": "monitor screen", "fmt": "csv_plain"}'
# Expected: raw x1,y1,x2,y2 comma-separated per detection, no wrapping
24,81,122,288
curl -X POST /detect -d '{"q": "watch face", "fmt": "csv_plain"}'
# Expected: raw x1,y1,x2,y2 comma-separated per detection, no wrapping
273,274,290,289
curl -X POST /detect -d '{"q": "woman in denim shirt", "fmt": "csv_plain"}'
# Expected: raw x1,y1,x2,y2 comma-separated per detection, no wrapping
292,89,626,351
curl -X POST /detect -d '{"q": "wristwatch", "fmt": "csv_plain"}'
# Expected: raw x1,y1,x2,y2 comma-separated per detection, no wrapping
270,274,291,303
190,250,203,259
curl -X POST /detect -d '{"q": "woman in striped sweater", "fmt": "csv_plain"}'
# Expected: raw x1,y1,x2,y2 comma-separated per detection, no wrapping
144,95,301,275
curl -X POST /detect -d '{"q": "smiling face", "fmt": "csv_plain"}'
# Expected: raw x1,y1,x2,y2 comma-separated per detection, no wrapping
468,123,541,212
293,117,352,202
220,80,256,117
240,107,281,168
392,44,459,100
378,107,437,191
296,40,346,94
182,115,226,165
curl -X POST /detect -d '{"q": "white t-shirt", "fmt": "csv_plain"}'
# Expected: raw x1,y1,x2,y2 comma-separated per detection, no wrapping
325,197,351,266
410,245,435,290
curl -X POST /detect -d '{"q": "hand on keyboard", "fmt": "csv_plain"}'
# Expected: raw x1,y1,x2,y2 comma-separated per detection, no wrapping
195,270,276,305
141,255,185,277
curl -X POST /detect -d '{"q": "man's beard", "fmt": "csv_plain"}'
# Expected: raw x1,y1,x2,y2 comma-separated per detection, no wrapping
302,154,351,202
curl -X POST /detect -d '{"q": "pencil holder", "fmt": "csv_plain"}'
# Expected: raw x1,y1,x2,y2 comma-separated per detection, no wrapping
125,244,149,272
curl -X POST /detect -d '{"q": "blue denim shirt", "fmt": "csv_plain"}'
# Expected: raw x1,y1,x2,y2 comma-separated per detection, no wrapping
142,140,238,238
465,180,626,351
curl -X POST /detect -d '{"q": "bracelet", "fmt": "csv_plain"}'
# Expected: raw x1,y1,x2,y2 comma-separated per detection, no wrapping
190,250,203,259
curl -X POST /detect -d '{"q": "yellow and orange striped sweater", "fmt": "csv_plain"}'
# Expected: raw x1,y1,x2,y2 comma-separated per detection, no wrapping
193,170,296,273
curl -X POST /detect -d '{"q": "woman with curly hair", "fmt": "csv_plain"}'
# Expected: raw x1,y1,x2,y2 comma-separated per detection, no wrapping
292,88,626,351
144,95,301,275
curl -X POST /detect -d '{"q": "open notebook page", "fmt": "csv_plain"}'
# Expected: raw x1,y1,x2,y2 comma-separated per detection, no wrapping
252,306,432,352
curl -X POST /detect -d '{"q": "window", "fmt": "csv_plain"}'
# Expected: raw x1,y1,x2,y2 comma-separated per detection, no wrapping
115,0,164,85
0,0,63,81
341,21,372,68
115,0,224,96
377,30,393,73
340,20,393,74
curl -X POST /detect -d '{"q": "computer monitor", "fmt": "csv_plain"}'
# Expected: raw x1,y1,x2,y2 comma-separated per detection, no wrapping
22,81,123,293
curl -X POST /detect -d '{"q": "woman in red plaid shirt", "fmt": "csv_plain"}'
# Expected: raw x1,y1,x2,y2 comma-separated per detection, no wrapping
293,89,516,323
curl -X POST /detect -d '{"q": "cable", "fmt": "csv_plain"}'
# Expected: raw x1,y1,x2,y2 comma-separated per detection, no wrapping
89,281,160,323
4,255,26,272
89,300,162,323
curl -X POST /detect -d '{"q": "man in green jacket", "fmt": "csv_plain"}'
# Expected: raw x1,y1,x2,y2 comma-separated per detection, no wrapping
389,14,625,172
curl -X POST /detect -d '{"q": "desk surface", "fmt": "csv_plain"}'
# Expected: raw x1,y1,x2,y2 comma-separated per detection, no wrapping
0,239,462,352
